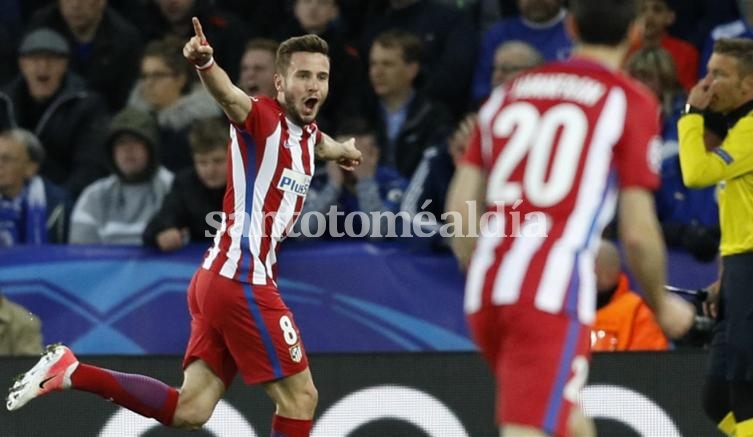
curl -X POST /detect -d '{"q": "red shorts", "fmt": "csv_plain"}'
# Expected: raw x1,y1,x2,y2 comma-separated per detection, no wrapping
467,305,591,437
183,268,309,387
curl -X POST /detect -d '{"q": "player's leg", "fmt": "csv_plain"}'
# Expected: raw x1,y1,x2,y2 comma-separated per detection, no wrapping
500,424,549,436
567,407,596,437
263,367,318,436
6,343,180,426
171,359,225,430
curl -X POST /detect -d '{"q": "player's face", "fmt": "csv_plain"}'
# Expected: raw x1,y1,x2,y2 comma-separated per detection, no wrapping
706,53,751,113
18,54,68,102
140,56,186,110
640,0,674,41
0,136,36,197
277,52,330,125
193,147,227,189
239,49,277,98
113,134,149,178
59,0,106,31
369,43,418,98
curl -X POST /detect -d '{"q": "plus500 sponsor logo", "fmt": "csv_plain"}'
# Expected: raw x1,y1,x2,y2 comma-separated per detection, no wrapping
277,168,311,197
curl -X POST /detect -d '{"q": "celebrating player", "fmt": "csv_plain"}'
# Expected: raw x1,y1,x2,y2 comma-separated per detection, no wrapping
446,0,695,435
6,17,360,437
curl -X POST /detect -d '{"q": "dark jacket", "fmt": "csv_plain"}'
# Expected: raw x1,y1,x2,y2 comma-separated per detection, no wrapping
142,167,225,246
365,91,453,178
29,5,143,112
0,73,109,198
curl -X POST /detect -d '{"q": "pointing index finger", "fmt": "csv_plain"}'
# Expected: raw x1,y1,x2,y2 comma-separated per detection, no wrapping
192,17,206,43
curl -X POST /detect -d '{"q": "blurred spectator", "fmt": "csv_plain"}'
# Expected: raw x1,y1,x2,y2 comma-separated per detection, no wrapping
472,0,571,103
138,0,248,81
360,0,477,119
0,128,70,246
128,36,222,173
698,0,753,77
490,40,543,90
295,118,407,239
627,0,699,91
143,117,227,251
29,0,143,111
591,239,669,352
400,114,474,237
238,38,278,98
214,0,288,39
667,0,738,51
0,28,109,198
69,107,173,245
0,291,43,356
626,47,720,262
278,0,367,132
0,0,24,84
364,30,453,178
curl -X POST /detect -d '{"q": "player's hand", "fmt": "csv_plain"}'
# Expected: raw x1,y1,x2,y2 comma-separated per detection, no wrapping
156,228,185,252
687,75,713,110
702,280,720,319
337,138,362,171
183,17,214,66
655,293,696,339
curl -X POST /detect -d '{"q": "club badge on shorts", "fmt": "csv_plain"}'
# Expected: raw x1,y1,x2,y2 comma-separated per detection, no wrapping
289,343,303,363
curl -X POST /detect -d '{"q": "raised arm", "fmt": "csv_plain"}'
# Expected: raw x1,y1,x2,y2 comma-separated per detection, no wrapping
315,132,362,170
183,17,250,124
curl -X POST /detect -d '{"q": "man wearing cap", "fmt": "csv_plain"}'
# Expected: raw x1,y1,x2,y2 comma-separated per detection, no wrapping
0,28,109,199
29,0,142,111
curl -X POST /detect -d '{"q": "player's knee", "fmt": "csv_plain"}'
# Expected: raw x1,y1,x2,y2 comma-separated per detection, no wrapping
173,400,213,430
278,383,318,418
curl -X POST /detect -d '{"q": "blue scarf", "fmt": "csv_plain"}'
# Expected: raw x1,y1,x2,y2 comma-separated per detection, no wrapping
0,176,48,246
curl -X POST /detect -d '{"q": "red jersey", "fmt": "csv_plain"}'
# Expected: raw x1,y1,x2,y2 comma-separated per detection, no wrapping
462,58,662,324
202,96,320,285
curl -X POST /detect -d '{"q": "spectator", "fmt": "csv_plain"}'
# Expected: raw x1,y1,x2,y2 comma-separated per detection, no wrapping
626,47,720,262
0,291,43,356
29,0,143,111
472,0,572,103
591,239,670,352
296,118,407,239
138,0,248,81
69,107,173,245
238,38,278,98
278,0,367,132
143,117,227,251
0,28,109,198
128,36,222,173
364,29,452,178
627,0,699,91
360,0,478,118
490,40,543,90
0,128,70,246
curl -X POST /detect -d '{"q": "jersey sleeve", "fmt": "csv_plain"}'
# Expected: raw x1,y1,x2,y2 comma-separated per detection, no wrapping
460,123,483,168
232,96,277,147
613,90,661,190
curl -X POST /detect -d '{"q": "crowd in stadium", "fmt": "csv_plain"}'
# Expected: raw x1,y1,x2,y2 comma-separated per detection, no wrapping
0,0,740,259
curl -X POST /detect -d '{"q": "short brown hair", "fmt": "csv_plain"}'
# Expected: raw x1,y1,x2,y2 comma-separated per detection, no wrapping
244,38,279,56
276,34,329,75
372,29,423,64
713,38,753,77
188,117,229,155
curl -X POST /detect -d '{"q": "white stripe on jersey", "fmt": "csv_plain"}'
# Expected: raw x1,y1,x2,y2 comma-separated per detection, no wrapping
464,213,504,314
479,87,506,166
247,123,283,285
202,211,227,269
219,127,248,279
491,215,551,307
534,87,626,322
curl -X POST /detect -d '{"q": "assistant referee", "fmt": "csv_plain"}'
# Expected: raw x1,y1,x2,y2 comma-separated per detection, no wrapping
679,37,753,437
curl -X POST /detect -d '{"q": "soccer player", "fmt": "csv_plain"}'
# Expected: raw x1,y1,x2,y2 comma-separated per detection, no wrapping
680,38,753,437
446,0,695,435
5,17,360,437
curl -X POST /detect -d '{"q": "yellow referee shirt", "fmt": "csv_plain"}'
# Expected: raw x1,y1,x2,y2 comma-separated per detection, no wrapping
678,112,753,256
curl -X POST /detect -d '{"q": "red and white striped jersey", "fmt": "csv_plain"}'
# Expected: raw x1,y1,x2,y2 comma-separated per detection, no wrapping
202,96,320,285
462,58,662,324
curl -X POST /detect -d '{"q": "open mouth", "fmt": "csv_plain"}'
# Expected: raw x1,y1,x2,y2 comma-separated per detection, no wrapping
304,97,318,111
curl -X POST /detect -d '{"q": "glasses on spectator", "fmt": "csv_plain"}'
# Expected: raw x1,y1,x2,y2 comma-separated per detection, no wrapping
140,71,177,81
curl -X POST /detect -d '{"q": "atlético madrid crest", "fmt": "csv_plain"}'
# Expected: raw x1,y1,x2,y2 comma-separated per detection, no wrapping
289,344,303,363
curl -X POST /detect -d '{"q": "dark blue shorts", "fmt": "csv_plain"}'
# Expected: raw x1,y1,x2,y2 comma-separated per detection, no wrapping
707,253,753,382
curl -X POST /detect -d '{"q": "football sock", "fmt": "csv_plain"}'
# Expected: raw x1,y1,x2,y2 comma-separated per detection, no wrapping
270,414,313,437
71,364,179,426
